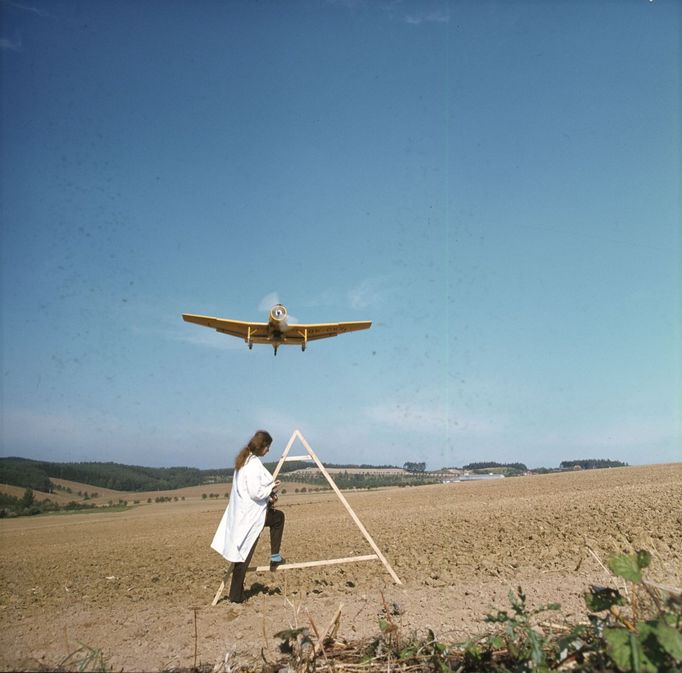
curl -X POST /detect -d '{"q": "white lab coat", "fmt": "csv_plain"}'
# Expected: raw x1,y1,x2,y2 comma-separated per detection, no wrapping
210,454,274,562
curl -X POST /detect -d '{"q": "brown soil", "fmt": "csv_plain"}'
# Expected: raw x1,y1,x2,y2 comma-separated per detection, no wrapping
1,463,680,671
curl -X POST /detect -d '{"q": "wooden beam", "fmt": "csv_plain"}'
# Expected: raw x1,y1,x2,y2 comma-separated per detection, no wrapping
252,554,378,572
281,455,314,462
315,604,343,654
211,566,234,606
271,431,299,480
295,430,403,585
211,581,225,607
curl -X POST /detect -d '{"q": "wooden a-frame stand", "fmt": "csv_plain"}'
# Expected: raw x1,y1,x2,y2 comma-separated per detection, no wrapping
211,429,402,605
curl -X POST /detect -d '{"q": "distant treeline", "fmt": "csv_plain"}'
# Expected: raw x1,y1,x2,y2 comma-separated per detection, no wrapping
0,455,631,494
463,461,528,472
403,462,427,473
290,470,440,490
326,463,400,470
560,459,628,470
0,457,206,492
0,488,105,517
0,459,53,492
0,457,311,493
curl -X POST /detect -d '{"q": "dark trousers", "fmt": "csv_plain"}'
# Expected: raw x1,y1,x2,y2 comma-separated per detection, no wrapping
229,508,285,603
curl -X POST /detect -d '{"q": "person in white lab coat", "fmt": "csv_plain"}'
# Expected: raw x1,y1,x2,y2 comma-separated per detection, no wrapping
211,430,285,603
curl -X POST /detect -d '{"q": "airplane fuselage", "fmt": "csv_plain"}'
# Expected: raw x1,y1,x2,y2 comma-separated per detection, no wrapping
268,304,289,335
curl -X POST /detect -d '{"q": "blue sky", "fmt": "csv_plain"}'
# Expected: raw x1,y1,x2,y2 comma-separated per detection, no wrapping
1,0,679,470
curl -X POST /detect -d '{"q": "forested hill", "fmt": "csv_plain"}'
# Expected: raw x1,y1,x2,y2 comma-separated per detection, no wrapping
0,457,309,493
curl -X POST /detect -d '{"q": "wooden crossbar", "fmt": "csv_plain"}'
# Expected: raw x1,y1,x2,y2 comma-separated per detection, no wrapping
211,555,379,605
253,554,378,572
212,572,232,606
282,455,314,462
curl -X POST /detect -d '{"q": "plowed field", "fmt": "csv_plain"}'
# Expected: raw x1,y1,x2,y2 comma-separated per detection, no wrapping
1,464,680,671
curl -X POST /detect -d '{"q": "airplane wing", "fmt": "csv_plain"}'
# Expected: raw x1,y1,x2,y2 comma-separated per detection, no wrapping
182,314,269,341
182,313,371,348
287,321,372,342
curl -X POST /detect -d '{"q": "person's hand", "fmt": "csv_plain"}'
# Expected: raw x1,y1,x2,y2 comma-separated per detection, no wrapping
273,479,281,490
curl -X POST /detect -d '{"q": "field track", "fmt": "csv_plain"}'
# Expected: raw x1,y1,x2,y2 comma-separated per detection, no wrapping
1,463,680,671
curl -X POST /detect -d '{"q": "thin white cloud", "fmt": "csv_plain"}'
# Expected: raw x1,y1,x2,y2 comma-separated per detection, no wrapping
324,0,368,7
257,292,300,322
246,415,381,467
326,0,449,26
168,328,243,350
500,417,682,468
127,305,243,350
366,401,448,433
1,0,49,51
298,289,338,309
2,408,94,447
1,407,149,459
0,407,232,466
0,35,22,51
572,419,680,452
250,410,322,450
4,1,49,17
347,276,391,310
366,400,501,438
258,291,280,312
260,413,304,439
404,9,449,25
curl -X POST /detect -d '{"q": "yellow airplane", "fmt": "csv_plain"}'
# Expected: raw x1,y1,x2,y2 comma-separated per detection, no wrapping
182,304,371,355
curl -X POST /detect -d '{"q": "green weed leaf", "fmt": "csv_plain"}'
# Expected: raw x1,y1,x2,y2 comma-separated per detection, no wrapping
484,610,509,623
637,622,671,671
436,657,450,673
489,635,505,650
605,627,664,673
654,621,682,660
463,641,482,657
527,628,546,666
398,646,416,659
605,628,637,671
585,586,626,612
609,553,643,583
636,550,651,570
508,587,526,615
